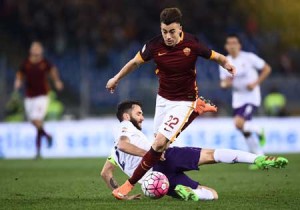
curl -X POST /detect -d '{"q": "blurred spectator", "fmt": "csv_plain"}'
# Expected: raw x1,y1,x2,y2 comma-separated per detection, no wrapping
264,87,287,116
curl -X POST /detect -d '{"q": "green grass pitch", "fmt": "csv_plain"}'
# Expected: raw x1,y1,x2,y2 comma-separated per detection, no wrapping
0,154,299,210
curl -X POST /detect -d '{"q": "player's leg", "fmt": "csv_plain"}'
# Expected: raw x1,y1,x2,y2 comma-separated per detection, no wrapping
175,185,218,201
199,149,288,169
234,104,266,147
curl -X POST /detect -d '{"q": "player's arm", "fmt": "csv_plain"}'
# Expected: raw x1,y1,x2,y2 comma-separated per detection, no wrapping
210,51,236,76
247,63,271,91
14,71,23,90
117,136,147,157
100,159,119,190
106,53,145,93
49,66,64,91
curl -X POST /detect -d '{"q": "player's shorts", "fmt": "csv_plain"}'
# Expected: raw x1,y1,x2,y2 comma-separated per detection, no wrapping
233,103,257,121
24,95,49,121
154,95,196,142
153,147,201,197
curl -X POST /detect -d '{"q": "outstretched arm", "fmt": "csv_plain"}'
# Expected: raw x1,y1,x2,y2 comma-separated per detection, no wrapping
118,136,147,157
211,51,236,76
49,66,64,91
106,53,144,93
101,160,119,190
14,71,23,90
247,63,271,90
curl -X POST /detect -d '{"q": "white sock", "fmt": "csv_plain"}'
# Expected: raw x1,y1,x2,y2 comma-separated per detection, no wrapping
213,148,258,164
245,135,264,155
192,188,214,200
243,121,262,135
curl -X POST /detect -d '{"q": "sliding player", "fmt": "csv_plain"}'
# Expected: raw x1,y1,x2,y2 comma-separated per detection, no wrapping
100,101,288,201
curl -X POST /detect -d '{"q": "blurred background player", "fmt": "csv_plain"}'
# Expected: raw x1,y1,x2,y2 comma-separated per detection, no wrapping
100,100,288,201
14,41,64,159
106,7,236,199
219,34,271,167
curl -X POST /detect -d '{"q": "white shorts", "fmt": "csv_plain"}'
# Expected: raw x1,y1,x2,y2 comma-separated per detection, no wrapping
25,95,49,121
154,95,196,142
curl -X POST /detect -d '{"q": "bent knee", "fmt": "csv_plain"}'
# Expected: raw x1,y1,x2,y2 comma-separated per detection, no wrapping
234,118,245,130
152,133,168,152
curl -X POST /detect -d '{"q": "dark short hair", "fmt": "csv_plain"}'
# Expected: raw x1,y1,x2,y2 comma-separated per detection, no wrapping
116,100,142,122
160,7,182,25
226,33,241,43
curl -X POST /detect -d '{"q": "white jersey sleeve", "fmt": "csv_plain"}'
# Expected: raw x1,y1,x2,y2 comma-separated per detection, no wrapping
248,52,265,70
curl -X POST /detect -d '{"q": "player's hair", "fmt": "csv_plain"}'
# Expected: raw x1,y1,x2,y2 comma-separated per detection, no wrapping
160,7,182,25
226,33,241,43
116,100,142,122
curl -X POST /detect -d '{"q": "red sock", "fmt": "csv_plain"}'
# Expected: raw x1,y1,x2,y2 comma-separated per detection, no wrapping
39,127,51,139
128,147,162,185
36,130,42,155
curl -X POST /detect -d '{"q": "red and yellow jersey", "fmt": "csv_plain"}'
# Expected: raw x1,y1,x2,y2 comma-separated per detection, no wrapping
136,32,214,101
19,58,53,97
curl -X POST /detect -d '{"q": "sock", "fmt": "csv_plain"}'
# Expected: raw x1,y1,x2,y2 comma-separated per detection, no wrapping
36,129,42,156
39,127,51,139
245,135,264,155
214,148,258,163
192,188,214,200
243,121,262,135
128,147,162,185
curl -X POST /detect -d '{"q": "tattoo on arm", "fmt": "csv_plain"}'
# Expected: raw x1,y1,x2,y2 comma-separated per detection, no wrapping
109,178,119,189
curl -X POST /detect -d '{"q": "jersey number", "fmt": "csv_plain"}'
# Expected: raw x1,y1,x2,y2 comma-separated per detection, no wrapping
164,115,179,130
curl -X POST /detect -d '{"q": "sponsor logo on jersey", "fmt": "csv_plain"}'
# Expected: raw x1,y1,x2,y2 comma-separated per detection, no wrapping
183,47,191,56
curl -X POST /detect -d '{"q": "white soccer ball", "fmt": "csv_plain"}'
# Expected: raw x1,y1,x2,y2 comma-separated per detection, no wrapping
141,171,169,199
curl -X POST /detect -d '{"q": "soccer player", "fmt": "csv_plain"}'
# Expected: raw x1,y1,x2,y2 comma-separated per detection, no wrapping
14,41,64,159
219,34,272,163
100,101,288,201
106,8,236,199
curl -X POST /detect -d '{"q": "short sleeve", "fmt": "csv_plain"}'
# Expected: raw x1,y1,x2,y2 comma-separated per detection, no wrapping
249,53,265,70
194,38,212,59
139,42,153,62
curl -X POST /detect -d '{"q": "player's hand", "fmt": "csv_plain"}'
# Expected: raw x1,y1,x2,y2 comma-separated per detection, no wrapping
54,80,64,91
106,77,119,94
14,79,22,90
224,63,236,76
247,82,257,91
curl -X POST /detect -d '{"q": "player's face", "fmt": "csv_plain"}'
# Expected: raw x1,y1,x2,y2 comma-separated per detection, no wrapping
129,105,144,130
29,42,44,63
161,22,182,47
225,37,241,56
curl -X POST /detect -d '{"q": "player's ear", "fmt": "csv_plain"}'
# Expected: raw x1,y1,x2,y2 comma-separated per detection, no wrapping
122,113,130,121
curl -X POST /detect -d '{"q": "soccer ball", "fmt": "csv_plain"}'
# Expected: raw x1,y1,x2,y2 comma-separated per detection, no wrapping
141,171,169,199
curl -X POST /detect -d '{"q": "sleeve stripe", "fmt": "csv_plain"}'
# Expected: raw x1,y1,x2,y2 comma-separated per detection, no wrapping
209,50,217,60
135,52,145,63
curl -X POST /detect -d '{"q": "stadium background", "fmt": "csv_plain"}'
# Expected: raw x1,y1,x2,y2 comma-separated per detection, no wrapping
1,0,300,158
1,1,300,209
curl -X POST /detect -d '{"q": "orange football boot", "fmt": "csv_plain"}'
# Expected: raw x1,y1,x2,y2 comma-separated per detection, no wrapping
112,180,134,200
194,96,218,114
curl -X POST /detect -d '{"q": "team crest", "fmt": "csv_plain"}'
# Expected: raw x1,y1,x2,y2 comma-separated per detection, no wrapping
183,47,191,56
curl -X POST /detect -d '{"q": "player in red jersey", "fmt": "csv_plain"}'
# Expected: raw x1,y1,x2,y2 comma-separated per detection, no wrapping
14,41,64,159
106,8,236,199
